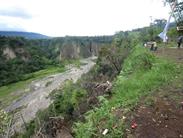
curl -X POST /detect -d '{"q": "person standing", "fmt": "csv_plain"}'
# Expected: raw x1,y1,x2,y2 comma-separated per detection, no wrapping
177,36,183,48
153,42,158,51
150,42,154,51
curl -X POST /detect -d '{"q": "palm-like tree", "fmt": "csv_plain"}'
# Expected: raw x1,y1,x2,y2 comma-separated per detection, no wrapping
166,0,183,31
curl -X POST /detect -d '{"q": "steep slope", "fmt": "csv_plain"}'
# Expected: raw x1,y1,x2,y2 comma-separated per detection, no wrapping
0,36,112,86
73,46,183,137
6,57,96,134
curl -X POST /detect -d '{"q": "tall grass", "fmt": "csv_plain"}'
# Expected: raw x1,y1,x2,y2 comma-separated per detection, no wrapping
73,46,180,137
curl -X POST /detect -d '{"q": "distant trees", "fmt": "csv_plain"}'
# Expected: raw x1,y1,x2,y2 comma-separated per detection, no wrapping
0,24,179,87
153,19,167,28
165,0,183,34
0,37,52,86
96,32,136,79
0,36,113,86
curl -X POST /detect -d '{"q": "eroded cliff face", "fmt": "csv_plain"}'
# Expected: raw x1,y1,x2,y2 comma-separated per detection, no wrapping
59,41,101,60
2,47,30,61
3,47,16,60
50,36,112,60
0,39,97,61
0,36,112,61
0,36,112,86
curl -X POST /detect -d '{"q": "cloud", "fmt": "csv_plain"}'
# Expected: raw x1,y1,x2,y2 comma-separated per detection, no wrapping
0,22,25,31
0,7,32,19
0,0,170,36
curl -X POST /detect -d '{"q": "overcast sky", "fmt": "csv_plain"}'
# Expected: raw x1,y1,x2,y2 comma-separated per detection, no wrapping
0,0,171,37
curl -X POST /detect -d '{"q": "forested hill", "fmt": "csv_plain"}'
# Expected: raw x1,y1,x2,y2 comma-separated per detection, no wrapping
0,31,50,39
0,19,176,87
0,35,113,86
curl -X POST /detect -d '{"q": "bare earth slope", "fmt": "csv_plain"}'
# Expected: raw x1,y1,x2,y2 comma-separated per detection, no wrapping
126,48,183,138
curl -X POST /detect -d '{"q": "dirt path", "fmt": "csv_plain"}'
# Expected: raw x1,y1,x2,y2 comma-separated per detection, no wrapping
155,47,183,63
126,80,183,138
6,57,96,133
126,48,183,138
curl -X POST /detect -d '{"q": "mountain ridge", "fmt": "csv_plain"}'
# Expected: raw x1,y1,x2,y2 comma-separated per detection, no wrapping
0,31,50,39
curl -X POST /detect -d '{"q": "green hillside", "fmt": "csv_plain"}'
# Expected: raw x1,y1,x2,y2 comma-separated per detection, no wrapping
10,20,183,138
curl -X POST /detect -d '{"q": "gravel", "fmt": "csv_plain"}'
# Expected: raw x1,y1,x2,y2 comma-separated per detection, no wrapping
5,57,96,133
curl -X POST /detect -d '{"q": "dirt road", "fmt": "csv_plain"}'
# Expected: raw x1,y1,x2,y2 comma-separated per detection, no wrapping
6,57,96,133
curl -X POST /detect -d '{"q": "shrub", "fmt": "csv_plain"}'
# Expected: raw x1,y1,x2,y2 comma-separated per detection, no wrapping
0,109,9,135
122,46,156,74
53,81,87,116
73,46,179,137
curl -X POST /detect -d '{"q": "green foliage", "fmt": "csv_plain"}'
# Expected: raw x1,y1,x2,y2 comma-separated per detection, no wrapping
53,80,87,116
20,120,36,138
168,27,179,39
0,35,113,86
63,59,81,68
8,22,180,137
0,109,9,135
16,80,87,137
96,32,133,80
122,46,156,73
73,46,180,137
0,37,54,86
0,66,65,108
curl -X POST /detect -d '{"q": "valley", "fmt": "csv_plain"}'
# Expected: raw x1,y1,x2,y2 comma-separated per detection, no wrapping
4,57,96,133
0,66,66,108
0,4,182,136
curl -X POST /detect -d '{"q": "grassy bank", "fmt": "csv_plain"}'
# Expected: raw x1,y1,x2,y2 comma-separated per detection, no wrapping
0,66,65,108
12,46,182,138
73,46,181,137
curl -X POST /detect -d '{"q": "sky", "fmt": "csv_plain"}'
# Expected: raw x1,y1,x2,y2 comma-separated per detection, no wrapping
0,0,172,37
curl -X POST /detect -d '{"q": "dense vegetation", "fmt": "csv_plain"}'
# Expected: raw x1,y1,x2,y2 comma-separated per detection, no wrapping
12,18,181,137
12,29,133,138
0,19,178,87
74,46,181,137
1,17,181,137
165,0,183,30
0,35,112,87
0,36,55,86
0,66,66,109
71,21,181,137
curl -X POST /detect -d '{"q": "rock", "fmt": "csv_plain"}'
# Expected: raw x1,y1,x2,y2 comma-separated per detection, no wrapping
102,129,109,135
122,116,126,120
152,118,156,122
